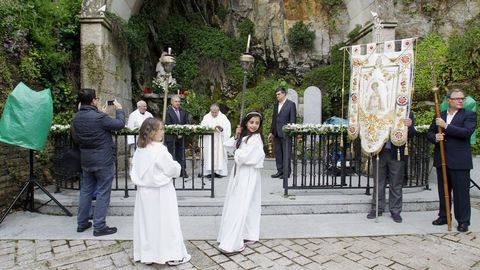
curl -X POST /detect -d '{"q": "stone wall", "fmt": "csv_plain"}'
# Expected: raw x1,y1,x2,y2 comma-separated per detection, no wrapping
0,143,30,212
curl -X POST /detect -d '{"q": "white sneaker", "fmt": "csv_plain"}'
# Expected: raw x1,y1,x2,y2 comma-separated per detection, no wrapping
167,254,191,266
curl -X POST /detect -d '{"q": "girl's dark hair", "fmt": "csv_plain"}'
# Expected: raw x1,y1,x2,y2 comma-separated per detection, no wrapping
236,111,264,149
137,118,164,148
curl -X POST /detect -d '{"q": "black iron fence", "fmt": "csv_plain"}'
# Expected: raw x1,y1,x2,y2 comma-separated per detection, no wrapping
282,131,431,195
53,129,432,198
52,131,216,198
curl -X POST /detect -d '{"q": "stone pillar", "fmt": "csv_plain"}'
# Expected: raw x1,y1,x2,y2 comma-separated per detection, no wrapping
79,10,132,112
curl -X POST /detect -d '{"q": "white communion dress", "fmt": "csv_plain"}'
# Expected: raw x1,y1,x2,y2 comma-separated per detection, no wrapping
130,141,190,264
217,133,265,252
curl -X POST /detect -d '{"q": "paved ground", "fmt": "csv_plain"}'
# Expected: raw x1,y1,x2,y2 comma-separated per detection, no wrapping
1,159,479,270
0,199,479,270
1,232,480,269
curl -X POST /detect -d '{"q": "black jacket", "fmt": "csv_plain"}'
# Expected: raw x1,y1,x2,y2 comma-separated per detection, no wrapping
270,99,296,138
427,108,477,170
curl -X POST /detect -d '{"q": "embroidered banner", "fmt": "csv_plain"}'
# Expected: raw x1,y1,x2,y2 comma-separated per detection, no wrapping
347,38,415,154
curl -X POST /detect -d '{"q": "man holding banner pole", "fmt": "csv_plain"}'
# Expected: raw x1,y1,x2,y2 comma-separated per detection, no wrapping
367,113,415,223
427,88,477,232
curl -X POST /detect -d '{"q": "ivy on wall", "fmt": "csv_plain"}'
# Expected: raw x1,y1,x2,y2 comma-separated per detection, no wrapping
83,43,104,91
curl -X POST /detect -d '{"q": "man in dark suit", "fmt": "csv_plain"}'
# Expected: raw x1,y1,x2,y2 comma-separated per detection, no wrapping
366,113,415,223
165,95,189,178
268,87,297,178
427,88,477,232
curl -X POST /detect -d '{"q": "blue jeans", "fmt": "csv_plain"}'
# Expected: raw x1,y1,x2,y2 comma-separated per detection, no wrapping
77,164,114,231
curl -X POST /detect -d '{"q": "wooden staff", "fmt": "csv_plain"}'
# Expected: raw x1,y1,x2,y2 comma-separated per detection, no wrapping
432,87,451,231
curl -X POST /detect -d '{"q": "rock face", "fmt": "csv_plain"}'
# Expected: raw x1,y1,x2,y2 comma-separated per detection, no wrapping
226,0,479,75
228,0,350,72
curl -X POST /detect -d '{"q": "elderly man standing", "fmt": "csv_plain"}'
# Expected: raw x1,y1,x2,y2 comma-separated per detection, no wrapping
200,104,231,178
127,100,153,149
165,95,189,178
73,88,125,236
427,88,477,232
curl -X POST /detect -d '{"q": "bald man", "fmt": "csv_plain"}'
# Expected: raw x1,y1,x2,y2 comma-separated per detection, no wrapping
127,100,153,146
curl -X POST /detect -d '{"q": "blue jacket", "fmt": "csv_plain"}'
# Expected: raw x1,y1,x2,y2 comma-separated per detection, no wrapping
73,105,125,171
426,108,477,170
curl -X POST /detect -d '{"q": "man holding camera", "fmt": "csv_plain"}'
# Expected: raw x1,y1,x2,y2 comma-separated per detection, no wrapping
73,89,125,236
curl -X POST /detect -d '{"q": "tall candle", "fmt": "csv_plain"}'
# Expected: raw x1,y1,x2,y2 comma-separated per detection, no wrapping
168,47,171,54
246,34,251,53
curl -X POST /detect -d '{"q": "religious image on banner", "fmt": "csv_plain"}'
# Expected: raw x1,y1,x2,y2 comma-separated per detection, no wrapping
347,38,415,155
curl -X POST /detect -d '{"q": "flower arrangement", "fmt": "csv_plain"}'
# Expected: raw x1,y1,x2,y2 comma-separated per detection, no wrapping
283,123,430,136
50,124,71,134
152,75,178,94
283,123,347,135
164,124,215,135
50,124,214,135
415,125,430,133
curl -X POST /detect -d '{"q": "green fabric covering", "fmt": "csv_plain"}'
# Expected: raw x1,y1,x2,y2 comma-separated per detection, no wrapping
0,82,53,150
440,96,477,145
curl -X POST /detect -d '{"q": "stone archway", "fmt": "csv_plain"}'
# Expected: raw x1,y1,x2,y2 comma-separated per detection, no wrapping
79,0,144,113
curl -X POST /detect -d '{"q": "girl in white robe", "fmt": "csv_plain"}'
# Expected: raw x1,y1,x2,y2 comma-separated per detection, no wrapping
217,111,265,254
130,118,191,266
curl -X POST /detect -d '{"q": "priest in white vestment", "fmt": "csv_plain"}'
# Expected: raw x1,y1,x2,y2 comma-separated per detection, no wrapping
127,100,153,147
131,118,190,265
200,104,231,177
217,112,265,253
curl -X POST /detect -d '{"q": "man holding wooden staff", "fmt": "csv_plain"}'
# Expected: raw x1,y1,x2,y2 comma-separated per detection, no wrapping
427,88,477,232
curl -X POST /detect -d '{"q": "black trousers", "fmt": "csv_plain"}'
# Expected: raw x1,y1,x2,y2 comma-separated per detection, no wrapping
273,136,291,176
166,137,187,176
436,167,471,225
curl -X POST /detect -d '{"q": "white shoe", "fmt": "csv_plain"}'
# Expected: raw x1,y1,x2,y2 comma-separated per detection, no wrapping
167,254,191,266
219,245,245,255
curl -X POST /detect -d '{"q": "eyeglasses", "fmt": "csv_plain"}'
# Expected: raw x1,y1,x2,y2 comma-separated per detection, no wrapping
448,97,465,101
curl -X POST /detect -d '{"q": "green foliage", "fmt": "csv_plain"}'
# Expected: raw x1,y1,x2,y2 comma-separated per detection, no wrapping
238,18,255,38
225,78,289,138
446,24,480,88
181,91,212,123
347,24,362,40
83,44,104,91
413,33,449,101
0,0,81,117
287,21,315,53
413,108,435,126
52,111,74,126
19,50,41,82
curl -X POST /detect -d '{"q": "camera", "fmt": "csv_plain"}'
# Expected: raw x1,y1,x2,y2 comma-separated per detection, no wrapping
107,100,114,106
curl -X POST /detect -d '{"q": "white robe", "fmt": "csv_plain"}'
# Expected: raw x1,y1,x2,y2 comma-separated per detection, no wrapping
217,134,265,252
130,142,190,264
200,111,231,176
127,109,153,145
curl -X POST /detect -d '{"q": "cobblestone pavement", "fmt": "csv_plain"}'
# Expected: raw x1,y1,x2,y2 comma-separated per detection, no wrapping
2,199,479,269
1,232,479,270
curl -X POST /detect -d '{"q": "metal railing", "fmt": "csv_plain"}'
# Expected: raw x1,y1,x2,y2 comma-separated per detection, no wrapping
282,132,431,195
53,131,216,198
